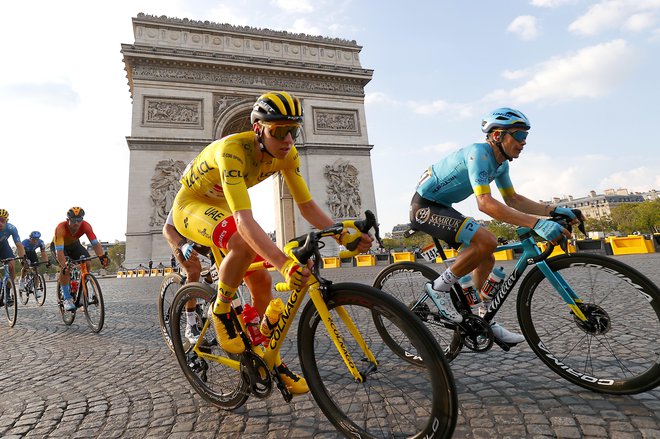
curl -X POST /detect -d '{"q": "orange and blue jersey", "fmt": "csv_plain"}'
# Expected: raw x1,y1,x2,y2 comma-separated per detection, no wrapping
52,220,98,251
416,142,515,205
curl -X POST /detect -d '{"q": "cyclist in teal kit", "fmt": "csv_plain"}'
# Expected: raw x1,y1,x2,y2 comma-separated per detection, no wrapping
411,108,580,344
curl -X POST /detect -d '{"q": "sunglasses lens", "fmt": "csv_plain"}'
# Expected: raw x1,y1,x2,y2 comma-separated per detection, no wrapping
269,125,300,141
511,131,528,142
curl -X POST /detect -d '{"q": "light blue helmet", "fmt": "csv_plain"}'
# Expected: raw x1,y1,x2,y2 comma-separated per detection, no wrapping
30,231,41,239
481,108,531,133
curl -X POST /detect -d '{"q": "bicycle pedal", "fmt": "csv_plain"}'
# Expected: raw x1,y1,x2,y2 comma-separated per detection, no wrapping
493,339,512,352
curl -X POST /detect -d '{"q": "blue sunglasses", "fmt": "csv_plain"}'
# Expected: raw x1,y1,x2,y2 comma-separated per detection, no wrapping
506,130,529,142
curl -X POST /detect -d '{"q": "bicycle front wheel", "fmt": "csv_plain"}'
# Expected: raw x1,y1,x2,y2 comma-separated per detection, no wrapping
158,273,184,352
373,262,463,362
3,279,17,327
56,281,76,326
518,253,660,394
35,274,46,306
170,283,249,410
82,274,105,333
19,279,29,305
298,282,457,438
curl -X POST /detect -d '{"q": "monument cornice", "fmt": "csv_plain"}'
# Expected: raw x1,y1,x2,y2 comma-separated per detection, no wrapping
126,136,212,151
122,54,369,98
299,143,373,156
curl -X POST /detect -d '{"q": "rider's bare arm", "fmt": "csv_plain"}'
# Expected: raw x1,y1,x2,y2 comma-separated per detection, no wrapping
502,192,553,217
476,193,539,229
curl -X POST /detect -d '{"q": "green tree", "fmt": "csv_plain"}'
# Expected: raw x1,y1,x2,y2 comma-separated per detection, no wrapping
585,215,619,235
611,200,660,234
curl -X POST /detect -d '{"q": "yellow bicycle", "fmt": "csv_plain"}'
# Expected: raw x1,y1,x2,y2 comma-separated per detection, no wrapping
170,211,457,438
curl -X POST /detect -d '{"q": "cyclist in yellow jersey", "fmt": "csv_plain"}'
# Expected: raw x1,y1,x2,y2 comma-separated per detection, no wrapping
171,91,372,394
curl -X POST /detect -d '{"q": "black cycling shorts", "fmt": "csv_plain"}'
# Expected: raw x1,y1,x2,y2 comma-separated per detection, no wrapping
50,241,90,262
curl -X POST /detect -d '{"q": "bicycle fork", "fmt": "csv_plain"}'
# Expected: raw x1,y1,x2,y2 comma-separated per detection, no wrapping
308,285,378,383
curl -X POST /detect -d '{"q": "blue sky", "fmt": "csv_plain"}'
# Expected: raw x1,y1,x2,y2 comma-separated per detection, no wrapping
1,0,658,243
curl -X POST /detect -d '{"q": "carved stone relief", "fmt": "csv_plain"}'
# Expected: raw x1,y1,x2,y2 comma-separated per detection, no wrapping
150,159,187,227
313,108,359,135
324,159,361,219
143,97,202,127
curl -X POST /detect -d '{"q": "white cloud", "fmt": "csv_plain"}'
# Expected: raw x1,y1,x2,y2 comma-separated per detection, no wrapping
409,100,473,118
422,142,460,155
272,0,314,13
365,91,399,105
502,69,530,80
487,39,638,104
508,15,540,40
600,167,660,191
531,0,575,7
288,17,322,36
570,0,660,35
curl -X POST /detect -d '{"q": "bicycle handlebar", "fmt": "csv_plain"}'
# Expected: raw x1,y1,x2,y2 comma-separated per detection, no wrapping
275,210,382,292
529,208,586,262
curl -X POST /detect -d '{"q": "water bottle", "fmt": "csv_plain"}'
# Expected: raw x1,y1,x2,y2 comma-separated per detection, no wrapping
70,279,79,294
479,267,506,302
242,304,267,346
260,298,284,338
460,275,483,316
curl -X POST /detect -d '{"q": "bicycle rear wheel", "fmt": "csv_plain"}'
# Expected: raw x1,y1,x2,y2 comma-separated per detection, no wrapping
373,262,463,362
3,279,17,327
518,253,660,394
35,274,46,307
298,282,457,438
158,273,184,352
82,274,105,333
170,283,249,410
56,281,76,325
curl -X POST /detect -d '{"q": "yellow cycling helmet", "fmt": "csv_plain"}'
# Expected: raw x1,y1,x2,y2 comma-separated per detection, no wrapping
67,206,85,220
0,209,8,219
250,91,303,124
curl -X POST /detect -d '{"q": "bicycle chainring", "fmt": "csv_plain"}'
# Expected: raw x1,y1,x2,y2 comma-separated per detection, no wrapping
240,351,272,399
573,303,611,335
460,315,494,352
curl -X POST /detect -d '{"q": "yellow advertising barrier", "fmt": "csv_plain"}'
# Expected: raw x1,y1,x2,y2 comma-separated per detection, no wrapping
322,257,341,269
151,269,161,276
127,270,135,278
116,271,125,278
137,269,147,277
494,249,514,261
538,242,576,258
391,252,415,263
164,267,173,274
354,254,376,267
607,235,653,255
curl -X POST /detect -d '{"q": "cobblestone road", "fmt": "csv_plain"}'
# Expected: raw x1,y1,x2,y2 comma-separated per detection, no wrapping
0,253,659,438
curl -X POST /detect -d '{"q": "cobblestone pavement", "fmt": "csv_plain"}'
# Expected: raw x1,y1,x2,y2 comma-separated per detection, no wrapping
0,253,659,438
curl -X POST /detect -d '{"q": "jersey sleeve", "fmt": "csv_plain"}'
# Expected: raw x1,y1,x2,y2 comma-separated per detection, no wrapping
53,223,66,250
494,162,515,197
281,149,312,205
81,222,98,244
217,144,252,212
466,145,493,196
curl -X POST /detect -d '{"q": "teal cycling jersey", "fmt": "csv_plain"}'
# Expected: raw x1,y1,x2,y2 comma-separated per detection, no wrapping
415,142,515,206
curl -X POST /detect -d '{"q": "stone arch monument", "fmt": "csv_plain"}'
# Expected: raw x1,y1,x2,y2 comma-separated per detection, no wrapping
121,13,376,265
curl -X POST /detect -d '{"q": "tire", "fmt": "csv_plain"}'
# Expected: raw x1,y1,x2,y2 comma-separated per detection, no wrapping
35,274,46,307
517,253,660,394
170,283,249,410
82,274,105,333
56,281,76,326
3,278,17,327
19,277,29,305
373,262,463,362
158,273,184,352
298,282,457,438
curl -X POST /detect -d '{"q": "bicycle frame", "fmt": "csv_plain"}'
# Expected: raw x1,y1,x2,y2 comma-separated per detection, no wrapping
188,234,377,383
428,227,588,323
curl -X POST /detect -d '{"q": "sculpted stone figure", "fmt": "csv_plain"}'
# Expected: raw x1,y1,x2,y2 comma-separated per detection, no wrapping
324,160,361,219
150,159,187,226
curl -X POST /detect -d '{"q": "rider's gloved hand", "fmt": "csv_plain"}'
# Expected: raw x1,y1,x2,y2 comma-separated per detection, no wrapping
533,219,565,242
99,253,110,268
179,242,195,260
279,258,306,291
550,206,577,220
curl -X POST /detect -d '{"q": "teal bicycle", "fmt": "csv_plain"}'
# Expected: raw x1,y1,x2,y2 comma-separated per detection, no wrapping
373,214,660,394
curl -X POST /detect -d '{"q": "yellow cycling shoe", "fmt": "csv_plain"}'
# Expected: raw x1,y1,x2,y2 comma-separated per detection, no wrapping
210,311,245,355
276,363,309,394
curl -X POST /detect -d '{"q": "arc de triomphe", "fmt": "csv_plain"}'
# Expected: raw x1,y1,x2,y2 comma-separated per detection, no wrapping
121,13,376,265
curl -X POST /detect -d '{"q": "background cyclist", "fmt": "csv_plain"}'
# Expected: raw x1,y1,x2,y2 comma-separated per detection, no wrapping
0,209,27,306
19,231,51,293
51,207,110,311
411,108,581,344
171,91,372,394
